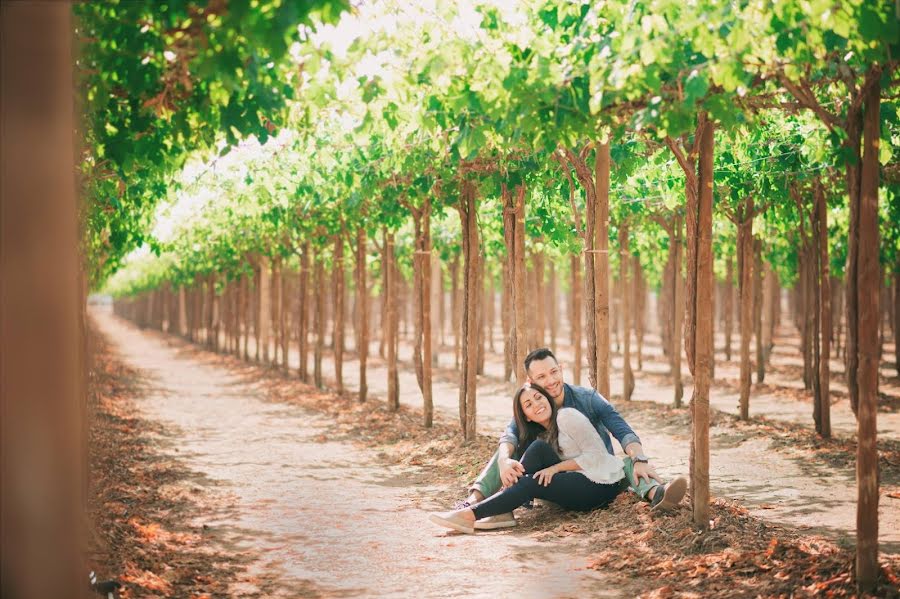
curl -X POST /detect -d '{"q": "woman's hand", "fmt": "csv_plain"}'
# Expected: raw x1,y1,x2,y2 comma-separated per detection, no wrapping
534,465,558,487
499,456,525,488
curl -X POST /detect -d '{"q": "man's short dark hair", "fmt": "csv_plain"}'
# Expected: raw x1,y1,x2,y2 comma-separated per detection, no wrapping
524,347,558,373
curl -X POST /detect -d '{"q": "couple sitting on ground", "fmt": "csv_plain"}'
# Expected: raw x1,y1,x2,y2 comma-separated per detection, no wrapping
430,347,687,534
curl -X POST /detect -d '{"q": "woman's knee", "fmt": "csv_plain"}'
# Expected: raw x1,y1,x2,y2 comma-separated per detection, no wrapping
525,439,552,454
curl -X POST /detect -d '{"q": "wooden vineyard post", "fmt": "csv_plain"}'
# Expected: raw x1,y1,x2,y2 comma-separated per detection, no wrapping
408,195,434,426
548,260,557,348
815,179,831,438
761,265,774,362
673,216,685,407
431,253,442,368
693,120,715,530
333,230,345,393
206,272,222,351
476,253,485,375
753,239,764,383
356,227,368,401
485,265,495,353
724,255,733,361
570,254,582,385
534,250,545,349
502,200,514,382
513,184,527,384
855,72,881,593
421,206,433,426
501,182,528,384
450,255,460,369
595,142,611,398
895,257,900,377
271,258,282,364
280,266,290,371
178,285,188,337
634,256,645,371
257,257,271,364
241,273,250,360
684,117,714,530
738,199,753,421
314,251,325,388
619,222,634,401
298,243,310,381
385,229,400,410
1,3,87,595
458,180,480,440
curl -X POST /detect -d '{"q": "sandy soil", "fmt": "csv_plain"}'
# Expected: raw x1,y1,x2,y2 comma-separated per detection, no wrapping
91,308,627,598
90,304,900,597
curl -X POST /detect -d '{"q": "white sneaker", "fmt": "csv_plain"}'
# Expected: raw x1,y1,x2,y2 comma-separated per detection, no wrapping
429,510,475,534
474,512,517,530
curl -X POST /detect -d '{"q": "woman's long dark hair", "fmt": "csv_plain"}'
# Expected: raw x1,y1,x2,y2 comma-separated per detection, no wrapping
512,383,559,455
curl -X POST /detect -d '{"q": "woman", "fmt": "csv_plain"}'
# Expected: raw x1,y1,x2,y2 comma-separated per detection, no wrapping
429,383,685,534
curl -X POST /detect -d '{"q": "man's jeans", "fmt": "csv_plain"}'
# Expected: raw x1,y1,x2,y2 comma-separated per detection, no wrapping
470,449,657,501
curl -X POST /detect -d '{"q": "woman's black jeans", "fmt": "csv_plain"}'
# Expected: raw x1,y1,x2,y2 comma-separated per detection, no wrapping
471,440,625,519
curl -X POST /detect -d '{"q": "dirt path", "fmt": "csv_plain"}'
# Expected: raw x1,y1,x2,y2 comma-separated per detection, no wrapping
91,308,625,598
259,326,900,554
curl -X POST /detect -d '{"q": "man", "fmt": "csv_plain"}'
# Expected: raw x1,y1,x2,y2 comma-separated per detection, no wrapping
460,347,687,529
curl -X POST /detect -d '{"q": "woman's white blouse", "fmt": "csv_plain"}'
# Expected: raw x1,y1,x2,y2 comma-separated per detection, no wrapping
556,408,626,484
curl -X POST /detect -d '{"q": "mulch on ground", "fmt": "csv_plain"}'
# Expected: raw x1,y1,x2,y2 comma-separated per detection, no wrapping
87,329,251,598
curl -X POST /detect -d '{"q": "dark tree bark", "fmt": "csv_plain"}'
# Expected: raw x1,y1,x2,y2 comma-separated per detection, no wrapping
855,72,881,592
682,117,714,531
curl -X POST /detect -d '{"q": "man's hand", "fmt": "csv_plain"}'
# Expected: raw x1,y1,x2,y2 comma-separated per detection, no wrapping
534,465,558,487
631,461,662,487
498,456,525,488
